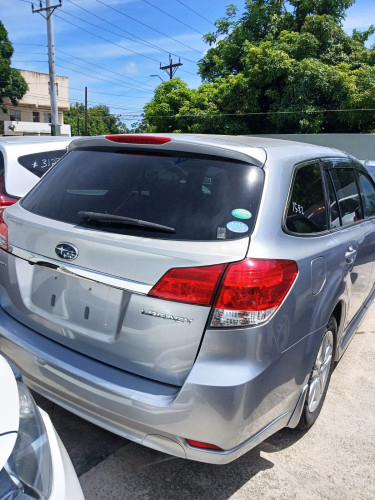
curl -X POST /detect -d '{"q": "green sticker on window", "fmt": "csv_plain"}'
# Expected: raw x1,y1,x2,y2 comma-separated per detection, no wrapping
232,208,252,220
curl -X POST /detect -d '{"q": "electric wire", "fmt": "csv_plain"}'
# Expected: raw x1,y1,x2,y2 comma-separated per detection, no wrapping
94,0,202,55
174,0,215,25
64,0,199,64
141,0,204,35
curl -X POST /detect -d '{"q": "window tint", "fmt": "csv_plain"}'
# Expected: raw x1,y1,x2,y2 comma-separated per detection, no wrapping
329,168,363,226
21,150,264,241
286,162,327,234
357,171,375,218
18,150,66,178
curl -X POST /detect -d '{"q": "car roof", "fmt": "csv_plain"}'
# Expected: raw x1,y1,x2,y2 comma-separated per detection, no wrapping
0,136,71,145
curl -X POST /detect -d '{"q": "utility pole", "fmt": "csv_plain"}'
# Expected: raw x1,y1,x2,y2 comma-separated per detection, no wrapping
32,0,62,136
84,87,88,136
160,55,183,80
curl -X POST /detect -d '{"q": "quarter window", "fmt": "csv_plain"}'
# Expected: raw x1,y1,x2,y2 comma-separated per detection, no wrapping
286,162,327,234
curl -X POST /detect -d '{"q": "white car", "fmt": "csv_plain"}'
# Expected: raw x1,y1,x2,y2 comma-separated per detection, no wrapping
0,136,71,213
0,355,83,499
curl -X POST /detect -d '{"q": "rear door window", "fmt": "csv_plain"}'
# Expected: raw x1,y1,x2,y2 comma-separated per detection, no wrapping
285,161,328,234
356,170,375,218
17,149,66,178
329,168,363,226
21,150,264,241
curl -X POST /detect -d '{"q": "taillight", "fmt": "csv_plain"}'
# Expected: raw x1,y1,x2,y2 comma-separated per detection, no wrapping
105,135,171,145
185,439,223,451
149,264,226,307
0,176,18,215
148,259,298,327
0,214,8,251
211,259,298,327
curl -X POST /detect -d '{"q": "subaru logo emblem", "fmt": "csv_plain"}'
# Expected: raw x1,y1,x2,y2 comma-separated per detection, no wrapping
55,242,79,261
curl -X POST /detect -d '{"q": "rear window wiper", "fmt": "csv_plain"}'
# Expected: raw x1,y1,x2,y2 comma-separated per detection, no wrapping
77,211,175,233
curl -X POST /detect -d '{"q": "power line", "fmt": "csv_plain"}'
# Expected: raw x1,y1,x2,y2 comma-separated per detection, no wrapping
55,11,163,65
55,62,153,94
55,55,150,91
141,0,204,35
94,0,202,55
174,0,215,26
64,0,198,64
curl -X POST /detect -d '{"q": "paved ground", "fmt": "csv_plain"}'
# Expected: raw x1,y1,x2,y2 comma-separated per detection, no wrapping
34,304,375,500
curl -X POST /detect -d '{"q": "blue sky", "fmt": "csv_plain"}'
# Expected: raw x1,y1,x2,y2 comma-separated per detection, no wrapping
2,0,375,126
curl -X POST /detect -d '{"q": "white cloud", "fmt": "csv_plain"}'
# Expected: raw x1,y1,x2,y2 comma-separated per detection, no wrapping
124,61,139,75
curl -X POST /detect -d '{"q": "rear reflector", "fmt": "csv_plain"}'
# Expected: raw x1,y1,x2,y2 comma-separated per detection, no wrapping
211,259,298,327
149,264,226,307
105,135,171,145
185,439,223,451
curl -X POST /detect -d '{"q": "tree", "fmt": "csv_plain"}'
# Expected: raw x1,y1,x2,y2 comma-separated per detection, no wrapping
143,0,375,134
64,103,129,136
0,21,28,112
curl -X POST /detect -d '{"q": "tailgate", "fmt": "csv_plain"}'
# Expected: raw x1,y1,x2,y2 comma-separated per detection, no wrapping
1,205,250,386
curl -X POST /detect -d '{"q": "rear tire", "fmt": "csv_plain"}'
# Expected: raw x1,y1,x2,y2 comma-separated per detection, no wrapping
297,316,337,431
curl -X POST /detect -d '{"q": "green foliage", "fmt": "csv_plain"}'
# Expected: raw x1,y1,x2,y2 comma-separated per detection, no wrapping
0,21,28,112
64,103,129,136
143,0,375,134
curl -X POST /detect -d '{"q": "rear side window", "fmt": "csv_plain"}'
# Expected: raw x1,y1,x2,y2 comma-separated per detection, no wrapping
21,150,264,241
286,161,327,234
17,149,66,178
329,169,363,226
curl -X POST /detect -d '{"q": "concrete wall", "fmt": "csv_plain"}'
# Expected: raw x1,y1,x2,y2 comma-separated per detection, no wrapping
258,134,375,160
18,69,70,111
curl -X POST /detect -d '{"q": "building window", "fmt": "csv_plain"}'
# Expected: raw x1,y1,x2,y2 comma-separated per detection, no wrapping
10,109,21,121
44,112,52,123
33,112,40,123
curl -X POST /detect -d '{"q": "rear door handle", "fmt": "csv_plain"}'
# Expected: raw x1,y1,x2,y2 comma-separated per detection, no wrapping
345,246,357,264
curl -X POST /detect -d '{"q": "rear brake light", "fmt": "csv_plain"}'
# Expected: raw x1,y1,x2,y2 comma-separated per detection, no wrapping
185,439,223,451
148,259,298,326
105,135,171,145
148,264,226,307
0,176,18,214
211,259,298,327
0,214,8,251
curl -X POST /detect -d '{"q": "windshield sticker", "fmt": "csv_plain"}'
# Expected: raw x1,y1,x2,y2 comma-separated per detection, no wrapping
217,227,226,239
226,221,249,233
232,208,252,220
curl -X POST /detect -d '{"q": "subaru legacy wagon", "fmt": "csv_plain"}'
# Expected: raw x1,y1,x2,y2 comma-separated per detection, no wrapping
0,134,374,464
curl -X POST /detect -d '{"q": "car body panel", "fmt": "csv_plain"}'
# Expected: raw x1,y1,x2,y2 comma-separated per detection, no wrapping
0,134,374,463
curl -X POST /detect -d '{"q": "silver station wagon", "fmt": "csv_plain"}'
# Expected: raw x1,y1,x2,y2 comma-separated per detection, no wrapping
0,134,374,464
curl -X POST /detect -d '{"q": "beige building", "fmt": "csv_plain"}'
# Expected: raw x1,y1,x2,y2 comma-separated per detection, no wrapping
1,69,71,136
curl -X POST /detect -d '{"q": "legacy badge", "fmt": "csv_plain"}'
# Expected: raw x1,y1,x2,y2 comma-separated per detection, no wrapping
141,309,193,324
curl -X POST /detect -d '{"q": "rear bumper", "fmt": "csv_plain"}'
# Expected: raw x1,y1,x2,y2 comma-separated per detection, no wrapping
0,307,313,464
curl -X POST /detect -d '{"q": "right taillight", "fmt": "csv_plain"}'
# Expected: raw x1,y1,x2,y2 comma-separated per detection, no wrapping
210,258,298,327
0,213,8,251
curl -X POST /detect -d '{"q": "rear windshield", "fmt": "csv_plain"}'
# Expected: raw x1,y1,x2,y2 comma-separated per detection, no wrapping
18,149,66,178
21,149,264,241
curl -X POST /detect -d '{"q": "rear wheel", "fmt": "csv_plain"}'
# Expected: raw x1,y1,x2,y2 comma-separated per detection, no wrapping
297,317,337,430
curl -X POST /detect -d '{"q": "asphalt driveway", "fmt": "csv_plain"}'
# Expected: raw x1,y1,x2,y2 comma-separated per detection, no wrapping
34,303,375,499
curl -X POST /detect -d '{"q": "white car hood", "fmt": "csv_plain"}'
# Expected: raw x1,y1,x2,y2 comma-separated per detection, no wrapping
0,355,19,470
